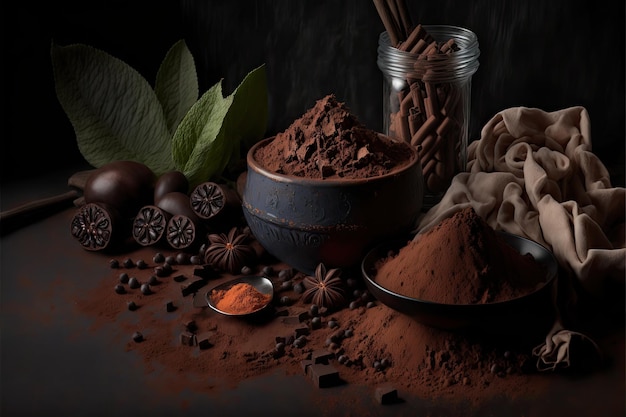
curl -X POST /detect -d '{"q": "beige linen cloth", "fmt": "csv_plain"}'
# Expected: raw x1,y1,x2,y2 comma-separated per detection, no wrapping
414,106,625,371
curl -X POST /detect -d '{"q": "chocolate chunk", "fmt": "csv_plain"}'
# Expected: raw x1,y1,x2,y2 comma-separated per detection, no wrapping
312,349,334,364
183,320,197,332
197,333,213,350
181,279,206,296
173,274,187,282
295,327,310,338
301,359,314,375
281,315,303,325
180,331,196,346
308,364,340,388
374,384,399,405
193,265,217,280
165,300,176,312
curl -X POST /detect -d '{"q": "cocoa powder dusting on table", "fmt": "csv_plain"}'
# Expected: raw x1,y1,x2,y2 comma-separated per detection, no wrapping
254,94,414,179
71,238,551,409
376,207,547,304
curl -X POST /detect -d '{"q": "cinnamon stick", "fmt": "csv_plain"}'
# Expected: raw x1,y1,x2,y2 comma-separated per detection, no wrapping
394,0,413,38
373,0,401,45
0,190,80,236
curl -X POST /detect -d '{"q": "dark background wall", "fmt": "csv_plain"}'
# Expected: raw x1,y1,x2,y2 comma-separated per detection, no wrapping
2,0,624,185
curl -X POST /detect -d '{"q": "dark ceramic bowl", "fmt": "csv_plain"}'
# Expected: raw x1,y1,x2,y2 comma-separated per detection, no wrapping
361,231,559,334
243,136,423,275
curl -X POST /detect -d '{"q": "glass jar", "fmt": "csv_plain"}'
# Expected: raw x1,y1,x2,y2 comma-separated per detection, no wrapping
377,25,480,209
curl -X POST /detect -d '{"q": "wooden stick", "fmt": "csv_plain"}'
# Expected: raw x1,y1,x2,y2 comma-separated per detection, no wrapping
0,190,80,236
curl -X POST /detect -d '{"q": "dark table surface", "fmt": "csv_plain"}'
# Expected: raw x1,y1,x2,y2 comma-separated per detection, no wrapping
1,166,624,417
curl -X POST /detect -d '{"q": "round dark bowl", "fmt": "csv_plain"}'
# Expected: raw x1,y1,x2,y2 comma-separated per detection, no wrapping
361,231,559,335
242,136,424,275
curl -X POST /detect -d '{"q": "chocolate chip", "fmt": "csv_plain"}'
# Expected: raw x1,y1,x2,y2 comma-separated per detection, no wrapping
311,316,322,329
293,336,307,348
148,275,159,286
123,258,134,268
153,253,165,263
262,265,274,276
127,301,138,311
128,277,140,289
278,268,293,281
132,331,144,342
114,284,126,294
154,266,167,277
293,282,304,294
136,259,147,269
165,255,176,265
140,283,152,295
241,265,253,275
275,342,286,356
118,272,129,284
190,255,202,265
109,259,120,269
165,301,176,312
175,252,190,265
309,304,319,317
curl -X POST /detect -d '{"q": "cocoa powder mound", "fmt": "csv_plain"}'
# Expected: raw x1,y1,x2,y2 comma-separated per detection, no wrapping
254,94,413,179
375,207,547,304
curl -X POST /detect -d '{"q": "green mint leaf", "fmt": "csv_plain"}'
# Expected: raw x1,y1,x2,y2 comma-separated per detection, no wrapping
51,42,174,175
155,39,199,134
172,80,234,187
224,64,268,152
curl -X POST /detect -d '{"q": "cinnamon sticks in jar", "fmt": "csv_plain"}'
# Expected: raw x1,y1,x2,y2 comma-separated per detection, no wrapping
389,26,464,194
374,0,479,205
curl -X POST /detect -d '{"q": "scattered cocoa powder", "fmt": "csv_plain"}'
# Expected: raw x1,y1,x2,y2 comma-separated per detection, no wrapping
253,94,414,179
376,207,547,304
70,239,552,409
211,282,272,314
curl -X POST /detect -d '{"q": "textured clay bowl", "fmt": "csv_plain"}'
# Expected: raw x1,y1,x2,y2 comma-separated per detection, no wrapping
243,136,423,275
361,231,559,335
205,276,274,317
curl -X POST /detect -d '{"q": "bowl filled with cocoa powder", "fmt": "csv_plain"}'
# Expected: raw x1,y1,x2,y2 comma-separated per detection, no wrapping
362,207,558,334
243,94,423,275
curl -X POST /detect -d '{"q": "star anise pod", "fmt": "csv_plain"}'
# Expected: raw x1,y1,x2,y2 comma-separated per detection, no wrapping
203,227,256,274
302,263,346,310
